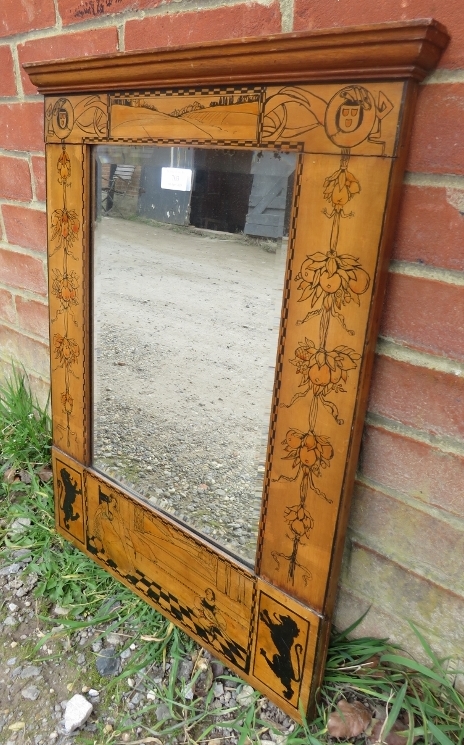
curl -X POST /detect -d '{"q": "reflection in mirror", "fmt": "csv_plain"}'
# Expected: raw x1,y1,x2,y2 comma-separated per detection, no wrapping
92,145,297,563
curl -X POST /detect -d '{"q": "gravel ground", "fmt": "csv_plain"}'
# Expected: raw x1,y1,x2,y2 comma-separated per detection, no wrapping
0,539,296,744
93,217,286,564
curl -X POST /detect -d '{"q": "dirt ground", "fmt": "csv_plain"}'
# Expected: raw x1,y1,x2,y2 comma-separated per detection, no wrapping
93,217,287,563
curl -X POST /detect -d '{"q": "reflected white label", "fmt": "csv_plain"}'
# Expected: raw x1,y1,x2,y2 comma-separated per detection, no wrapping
161,167,193,192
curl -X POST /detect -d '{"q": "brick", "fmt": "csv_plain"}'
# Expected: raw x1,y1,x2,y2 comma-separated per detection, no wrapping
293,0,464,69
381,273,464,362
0,45,16,96
0,103,44,153
0,359,50,405
0,288,16,325
125,3,282,51
3,205,47,253
349,482,464,594
0,325,50,380
31,156,46,202
360,424,464,519
15,296,49,339
58,0,164,26
394,185,464,272
335,586,460,662
368,354,464,441
19,28,119,94
407,84,464,176
28,373,51,407
0,0,55,38
0,247,47,296
339,544,464,650
0,155,32,202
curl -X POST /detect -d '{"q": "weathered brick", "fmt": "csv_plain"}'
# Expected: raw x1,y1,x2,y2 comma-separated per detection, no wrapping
19,28,119,94
0,0,55,38
349,481,464,593
335,586,460,662
0,247,47,296
381,273,464,362
360,424,464,520
407,84,464,176
0,326,50,379
368,354,464,441
0,288,16,325
3,205,47,253
0,155,32,201
0,103,44,153
58,0,165,26
15,296,49,339
0,359,50,406
0,45,16,96
394,184,464,272
293,0,463,69
125,3,282,50
339,544,464,650
31,156,46,202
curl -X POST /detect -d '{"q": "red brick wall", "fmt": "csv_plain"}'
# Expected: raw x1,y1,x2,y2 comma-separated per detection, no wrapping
0,0,463,676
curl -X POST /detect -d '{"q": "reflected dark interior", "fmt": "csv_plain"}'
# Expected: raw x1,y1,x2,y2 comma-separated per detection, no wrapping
93,145,297,564
98,146,295,239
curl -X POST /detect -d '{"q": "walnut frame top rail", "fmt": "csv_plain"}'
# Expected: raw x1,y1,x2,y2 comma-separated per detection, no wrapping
25,19,448,94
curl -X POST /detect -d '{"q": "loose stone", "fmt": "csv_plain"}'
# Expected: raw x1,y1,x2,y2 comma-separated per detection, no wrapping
64,694,93,733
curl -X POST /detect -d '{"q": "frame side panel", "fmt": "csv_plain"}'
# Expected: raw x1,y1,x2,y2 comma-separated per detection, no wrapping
47,144,88,463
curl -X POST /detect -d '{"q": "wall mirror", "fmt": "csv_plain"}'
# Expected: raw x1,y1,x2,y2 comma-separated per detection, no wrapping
25,20,447,721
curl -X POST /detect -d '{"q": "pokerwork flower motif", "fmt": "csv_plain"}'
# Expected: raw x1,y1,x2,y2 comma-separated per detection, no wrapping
50,208,80,255
284,505,314,539
282,428,334,477
54,334,80,367
57,149,71,182
323,166,360,213
61,392,74,414
296,251,370,310
51,269,79,311
291,340,360,394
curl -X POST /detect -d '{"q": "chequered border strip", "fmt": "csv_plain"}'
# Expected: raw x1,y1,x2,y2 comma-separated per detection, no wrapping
255,153,304,568
110,85,264,99
79,147,88,461
106,136,259,147
128,570,249,669
247,580,259,664
258,141,304,151
83,470,252,670
83,468,256,672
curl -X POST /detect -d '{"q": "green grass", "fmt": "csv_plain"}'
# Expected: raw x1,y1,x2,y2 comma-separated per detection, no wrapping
0,366,50,472
0,369,463,745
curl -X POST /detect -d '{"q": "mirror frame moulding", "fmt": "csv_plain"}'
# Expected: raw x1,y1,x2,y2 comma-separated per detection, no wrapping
25,19,449,721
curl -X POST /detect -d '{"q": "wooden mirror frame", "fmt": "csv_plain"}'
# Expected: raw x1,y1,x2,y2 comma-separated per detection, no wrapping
25,19,448,721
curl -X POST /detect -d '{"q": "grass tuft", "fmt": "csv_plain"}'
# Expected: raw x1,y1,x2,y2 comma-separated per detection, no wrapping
0,366,50,471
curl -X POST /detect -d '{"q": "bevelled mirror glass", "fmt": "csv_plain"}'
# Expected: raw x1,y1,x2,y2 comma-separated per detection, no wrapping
92,145,297,563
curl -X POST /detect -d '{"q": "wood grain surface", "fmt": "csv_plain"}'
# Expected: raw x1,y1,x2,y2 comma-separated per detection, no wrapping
26,20,448,94
47,144,88,463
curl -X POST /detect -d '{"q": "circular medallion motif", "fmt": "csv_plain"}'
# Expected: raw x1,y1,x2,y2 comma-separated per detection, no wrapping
324,86,376,148
52,98,74,139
